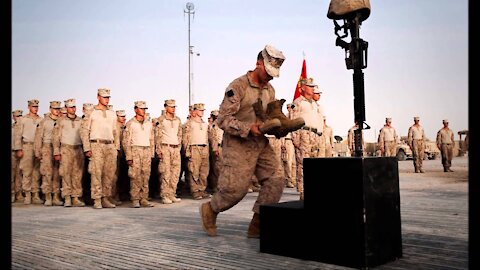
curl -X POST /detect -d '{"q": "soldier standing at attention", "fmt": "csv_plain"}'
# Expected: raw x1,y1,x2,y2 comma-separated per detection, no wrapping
281,104,296,188
12,110,24,203
312,86,325,157
322,116,335,157
123,101,155,208
378,117,399,157
110,109,127,205
53,98,85,207
14,99,43,204
60,107,68,118
408,116,426,173
207,110,223,193
155,99,183,204
183,103,211,200
80,88,119,209
35,101,63,206
291,77,324,200
199,44,286,238
436,119,455,172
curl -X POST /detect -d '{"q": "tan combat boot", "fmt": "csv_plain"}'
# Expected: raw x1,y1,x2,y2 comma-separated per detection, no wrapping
52,193,64,206
93,198,102,209
264,99,305,138
169,195,181,203
199,202,218,237
64,195,72,207
247,213,260,238
140,198,154,207
16,191,24,202
44,193,53,206
109,196,122,206
131,200,140,208
24,192,31,205
101,197,116,208
72,197,85,207
161,197,173,204
32,192,44,204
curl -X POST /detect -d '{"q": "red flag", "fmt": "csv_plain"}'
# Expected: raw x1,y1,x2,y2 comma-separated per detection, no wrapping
293,58,307,101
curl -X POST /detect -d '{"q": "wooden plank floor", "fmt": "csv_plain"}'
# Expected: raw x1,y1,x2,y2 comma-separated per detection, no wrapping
11,156,468,270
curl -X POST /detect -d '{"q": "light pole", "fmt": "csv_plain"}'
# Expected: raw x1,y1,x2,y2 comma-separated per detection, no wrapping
189,45,200,104
184,2,195,107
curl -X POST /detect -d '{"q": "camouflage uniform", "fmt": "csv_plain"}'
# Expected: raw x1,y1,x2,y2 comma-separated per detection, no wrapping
14,100,43,204
80,89,119,208
123,101,155,207
209,70,285,214
11,110,23,202
291,79,324,197
281,133,296,188
183,103,211,199
266,134,284,181
407,117,426,173
207,112,223,193
436,119,455,172
111,110,127,204
53,99,85,206
323,122,334,157
347,123,365,156
378,118,398,157
35,101,63,206
155,100,182,204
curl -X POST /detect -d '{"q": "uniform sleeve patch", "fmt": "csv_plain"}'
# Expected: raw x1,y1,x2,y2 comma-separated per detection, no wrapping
226,89,234,97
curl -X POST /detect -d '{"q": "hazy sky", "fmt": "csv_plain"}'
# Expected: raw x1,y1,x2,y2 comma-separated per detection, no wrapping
11,0,468,142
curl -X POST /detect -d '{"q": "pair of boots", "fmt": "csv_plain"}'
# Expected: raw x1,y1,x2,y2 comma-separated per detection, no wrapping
62,195,85,207
199,202,260,238
23,192,44,205
252,98,305,138
93,197,117,209
44,193,64,206
131,198,154,208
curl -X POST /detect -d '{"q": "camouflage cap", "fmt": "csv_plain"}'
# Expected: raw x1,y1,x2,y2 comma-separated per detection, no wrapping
64,98,76,108
193,103,205,111
97,88,111,97
50,101,62,109
313,87,322,94
301,77,318,87
261,44,285,78
386,117,392,122
164,99,176,107
442,119,449,123
12,109,23,117
210,110,219,116
414,116,420,121
134,101,148,109
116,110,126,117
83,103,94,111
60,107,68,114
28,99,39,107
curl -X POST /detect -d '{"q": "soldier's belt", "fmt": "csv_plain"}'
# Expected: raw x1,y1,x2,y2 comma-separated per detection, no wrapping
90,139,114,144
62,144,82,149
285,138,292,140
22,141,34,145
132,145,150,149
441,143,452,145
301,126,318,133
161,143,179,148
191,144,207,147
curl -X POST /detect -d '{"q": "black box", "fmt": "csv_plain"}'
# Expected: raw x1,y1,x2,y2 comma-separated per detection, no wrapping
260,157,402,269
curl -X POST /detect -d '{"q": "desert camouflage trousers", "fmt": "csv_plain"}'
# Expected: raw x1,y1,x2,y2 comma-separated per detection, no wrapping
128,146,152,200
208,147,222,192
158,144,181,198
59,145,84,198
19,143,41,193
39,144,61,194
440,143,453,169
210,134,284,214
411,139,425,171
88,142,117,199
11,151,22,194
293,130,317,193
187,145,210,194
282,139,296,186
316,134,326,158
384,141,396,157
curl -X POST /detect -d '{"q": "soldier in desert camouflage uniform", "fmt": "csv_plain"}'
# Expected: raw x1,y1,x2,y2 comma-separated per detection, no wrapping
11,110,23,203
183,103,212,200
408,116,426,173
281,104,296,188
123,101,155,208
312,87,325,157
53,98,85,207
155,99,183,204
207,110,223,193
378,117,399,157
60,107,68,118
110,110,127,205
199,45,286,238
80,88,119,209
34,101,63,206
291,78,324,200
14,99,43,204
436,119,455,172
322,116,335,157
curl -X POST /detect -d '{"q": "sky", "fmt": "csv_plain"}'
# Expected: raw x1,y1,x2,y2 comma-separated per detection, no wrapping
11,0,468,142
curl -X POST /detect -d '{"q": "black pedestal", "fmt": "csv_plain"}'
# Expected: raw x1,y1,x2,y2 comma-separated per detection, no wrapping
260,157,402,269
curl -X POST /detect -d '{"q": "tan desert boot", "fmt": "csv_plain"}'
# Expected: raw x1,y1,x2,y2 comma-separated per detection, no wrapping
200,202,218,237
247,213,260,238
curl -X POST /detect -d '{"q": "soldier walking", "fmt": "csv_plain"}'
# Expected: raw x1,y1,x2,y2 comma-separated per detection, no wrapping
14,99,43,204
35,101,63,206
53,98,85,207
11,110,24,203
408,116,426,173
155,99,183,204
436,119,455,172
80,88,119,209
378,117,399,157
199,44,286,238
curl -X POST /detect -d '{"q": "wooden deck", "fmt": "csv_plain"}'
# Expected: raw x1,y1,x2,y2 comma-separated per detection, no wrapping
11,156,468,269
